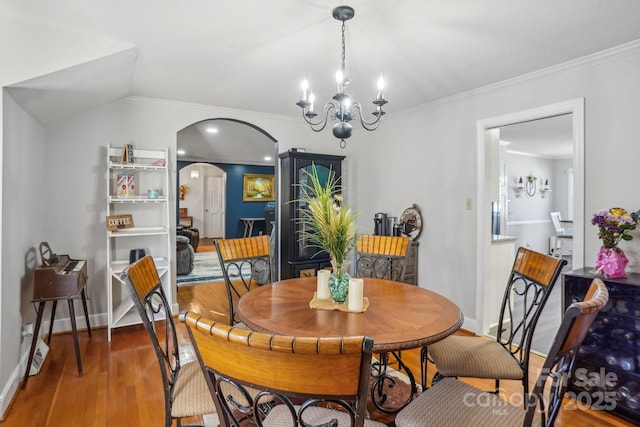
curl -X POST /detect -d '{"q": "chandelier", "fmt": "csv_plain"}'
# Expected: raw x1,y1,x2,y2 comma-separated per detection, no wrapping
296,5,388,148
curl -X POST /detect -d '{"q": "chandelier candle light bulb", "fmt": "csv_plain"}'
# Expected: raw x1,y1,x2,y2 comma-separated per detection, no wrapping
308,92,315,113
348,278,364,312
317,269,331,300
377,75,385,100
336,70,343,92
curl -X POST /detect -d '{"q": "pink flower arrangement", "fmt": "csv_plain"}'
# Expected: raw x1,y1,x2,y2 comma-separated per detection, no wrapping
591,208,640,250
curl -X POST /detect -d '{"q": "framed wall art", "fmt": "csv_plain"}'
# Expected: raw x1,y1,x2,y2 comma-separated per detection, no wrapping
243,173,275,202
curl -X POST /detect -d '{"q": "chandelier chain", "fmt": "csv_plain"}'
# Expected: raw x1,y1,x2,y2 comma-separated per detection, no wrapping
340,20,346,73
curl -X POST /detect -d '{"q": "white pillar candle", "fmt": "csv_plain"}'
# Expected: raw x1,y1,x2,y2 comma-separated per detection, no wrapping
348,278,364,312
317,269,331,300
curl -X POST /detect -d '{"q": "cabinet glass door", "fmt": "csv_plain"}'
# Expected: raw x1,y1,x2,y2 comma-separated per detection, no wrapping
296,162,335,259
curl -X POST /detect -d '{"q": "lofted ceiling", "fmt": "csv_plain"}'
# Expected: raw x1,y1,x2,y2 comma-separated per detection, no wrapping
4,0,640,162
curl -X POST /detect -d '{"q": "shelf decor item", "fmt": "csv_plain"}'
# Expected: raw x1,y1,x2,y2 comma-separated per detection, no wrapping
120,143,134,164
105,214,133,231
179,184,188,200
298,163,358,302
116,173,135,197
592,207,640,278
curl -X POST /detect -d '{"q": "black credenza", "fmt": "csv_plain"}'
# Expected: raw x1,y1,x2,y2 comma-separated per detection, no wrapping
563,268,640,423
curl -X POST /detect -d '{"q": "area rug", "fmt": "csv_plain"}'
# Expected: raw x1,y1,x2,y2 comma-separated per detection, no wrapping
177,251,252,286
177,251,224,285
367,360,422,417
203,413,219,426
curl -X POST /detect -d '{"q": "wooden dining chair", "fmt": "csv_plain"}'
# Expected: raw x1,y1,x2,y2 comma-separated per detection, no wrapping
214,234,272,326
426,247,566,398
180,310,387,427
395,278,608,427
354,234,414,412
354,234,412,282
123,256,215,427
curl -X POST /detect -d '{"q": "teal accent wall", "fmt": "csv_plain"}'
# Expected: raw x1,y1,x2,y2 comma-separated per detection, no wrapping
177,161,275,237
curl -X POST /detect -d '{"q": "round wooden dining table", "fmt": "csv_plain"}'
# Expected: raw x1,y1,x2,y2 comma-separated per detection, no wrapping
237,276,463,353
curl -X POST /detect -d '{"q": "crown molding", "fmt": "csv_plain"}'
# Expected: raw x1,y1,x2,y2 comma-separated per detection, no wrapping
397,39,640,116
122,95,299,122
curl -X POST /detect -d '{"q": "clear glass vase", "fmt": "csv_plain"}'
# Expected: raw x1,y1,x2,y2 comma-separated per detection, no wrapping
328,259,351,303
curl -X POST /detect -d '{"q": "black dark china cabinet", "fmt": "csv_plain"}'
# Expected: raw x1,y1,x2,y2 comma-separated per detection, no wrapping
279,151,345,279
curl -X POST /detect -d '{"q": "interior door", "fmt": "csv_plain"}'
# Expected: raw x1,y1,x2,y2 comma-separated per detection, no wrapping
204,176,225,238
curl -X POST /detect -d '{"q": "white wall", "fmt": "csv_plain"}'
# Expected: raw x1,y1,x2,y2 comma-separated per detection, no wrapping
179,163,206,231
501,156,573,255
350,44,640,326
1,92,47,416
552,159,573,219
179,163,226,233
503,152,556,254
506,152,554,223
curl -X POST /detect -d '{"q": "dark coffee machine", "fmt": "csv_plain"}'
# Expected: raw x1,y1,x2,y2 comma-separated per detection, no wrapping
386,216,397,236
374,212,387,235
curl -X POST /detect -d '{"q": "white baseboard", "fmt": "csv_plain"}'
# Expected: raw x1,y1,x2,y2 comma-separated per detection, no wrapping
462,317,478,334
43,312,108,335
0,364,22,421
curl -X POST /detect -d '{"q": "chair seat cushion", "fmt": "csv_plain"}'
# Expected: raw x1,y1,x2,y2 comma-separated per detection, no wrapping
428,335,523,379
263,404,386,427
171,361,217,418
395,377,527,427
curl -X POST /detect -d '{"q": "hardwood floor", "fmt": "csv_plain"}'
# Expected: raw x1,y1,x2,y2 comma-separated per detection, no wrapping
1,280,634,426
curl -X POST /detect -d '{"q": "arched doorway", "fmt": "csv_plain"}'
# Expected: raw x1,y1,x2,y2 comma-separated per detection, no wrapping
176,118,279,273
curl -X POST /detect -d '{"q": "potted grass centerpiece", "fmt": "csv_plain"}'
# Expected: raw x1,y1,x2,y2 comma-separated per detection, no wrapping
298,164,358,303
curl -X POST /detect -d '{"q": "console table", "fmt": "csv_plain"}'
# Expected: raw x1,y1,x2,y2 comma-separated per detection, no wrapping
179,215,193,227
239,217,265,237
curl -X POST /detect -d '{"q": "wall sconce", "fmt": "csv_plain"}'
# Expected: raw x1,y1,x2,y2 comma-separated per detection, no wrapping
513,177,525,198
525,174,537,197
540,179,552,198
190,169,199,179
